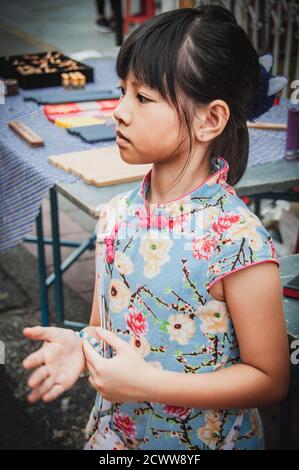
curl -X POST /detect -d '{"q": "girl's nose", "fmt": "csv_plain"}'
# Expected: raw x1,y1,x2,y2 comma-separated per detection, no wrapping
113,100,132,125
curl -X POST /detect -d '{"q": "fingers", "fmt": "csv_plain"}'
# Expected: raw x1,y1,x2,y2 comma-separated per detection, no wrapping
23,326,48,341
23,326,61,342
82,341,101,376
23,348,44,370
27,365,49,389
42,384,64,403
95,327,126,353
28,376,54,403
28,382,64,404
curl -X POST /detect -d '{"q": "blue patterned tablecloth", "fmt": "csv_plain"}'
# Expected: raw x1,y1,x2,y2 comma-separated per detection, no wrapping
249,97,299,166
0,55,297,252
0,59,119,253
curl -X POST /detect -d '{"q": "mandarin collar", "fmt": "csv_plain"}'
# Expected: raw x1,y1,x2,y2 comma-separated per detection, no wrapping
138,157,233,218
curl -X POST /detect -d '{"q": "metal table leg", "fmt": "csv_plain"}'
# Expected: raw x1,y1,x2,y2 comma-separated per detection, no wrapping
253,195,261,217
36,208,49,326
50,188,64,324
28,187,96,328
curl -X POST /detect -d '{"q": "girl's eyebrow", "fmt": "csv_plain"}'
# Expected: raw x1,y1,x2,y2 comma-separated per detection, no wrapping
121,78,156,92
120,78,143,87
120,78,159,98
130,79,141,87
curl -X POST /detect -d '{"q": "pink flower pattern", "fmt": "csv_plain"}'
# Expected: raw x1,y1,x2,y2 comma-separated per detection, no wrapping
162,405,192,420
192,234,219,260
212,213,241,235
125,310,149,338
104,223,120,264
113,412,137,439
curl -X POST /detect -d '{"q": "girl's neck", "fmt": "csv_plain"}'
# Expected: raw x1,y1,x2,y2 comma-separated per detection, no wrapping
146,153,212,206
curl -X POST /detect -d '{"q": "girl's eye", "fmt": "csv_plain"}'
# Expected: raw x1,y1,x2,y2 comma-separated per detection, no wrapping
117,86,125,95
116,86,151,104
137,94,150,104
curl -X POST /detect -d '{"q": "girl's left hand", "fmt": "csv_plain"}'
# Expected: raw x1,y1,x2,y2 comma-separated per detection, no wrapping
83,327,156,403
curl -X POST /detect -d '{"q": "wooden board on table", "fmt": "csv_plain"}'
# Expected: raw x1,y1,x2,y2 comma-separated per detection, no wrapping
48,145,152,187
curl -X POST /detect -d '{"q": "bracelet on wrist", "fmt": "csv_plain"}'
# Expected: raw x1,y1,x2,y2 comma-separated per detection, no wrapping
76,329,102,354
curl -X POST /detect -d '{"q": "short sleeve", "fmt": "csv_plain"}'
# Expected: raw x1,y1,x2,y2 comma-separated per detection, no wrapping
205,206,280,290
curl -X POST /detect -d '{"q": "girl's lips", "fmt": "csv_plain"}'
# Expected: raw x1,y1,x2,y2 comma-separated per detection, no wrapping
116,129,130,140
116,130,131,146
116,135,131,146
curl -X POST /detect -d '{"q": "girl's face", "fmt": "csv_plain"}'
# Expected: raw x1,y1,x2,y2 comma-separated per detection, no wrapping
113,73,189,166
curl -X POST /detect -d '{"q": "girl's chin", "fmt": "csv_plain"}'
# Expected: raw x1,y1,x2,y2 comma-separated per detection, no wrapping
118,150,148,165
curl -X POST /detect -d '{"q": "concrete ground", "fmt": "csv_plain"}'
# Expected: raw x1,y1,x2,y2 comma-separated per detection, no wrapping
0,0,298,450
0,0,120,57
0,246,95,449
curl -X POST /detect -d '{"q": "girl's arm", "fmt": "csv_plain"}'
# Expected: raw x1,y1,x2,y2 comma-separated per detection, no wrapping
140,262,290,408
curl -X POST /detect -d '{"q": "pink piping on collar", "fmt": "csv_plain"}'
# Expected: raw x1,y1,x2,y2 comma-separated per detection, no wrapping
141,156,229,209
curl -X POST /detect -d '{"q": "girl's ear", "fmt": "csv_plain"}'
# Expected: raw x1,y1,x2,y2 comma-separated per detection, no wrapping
193,100,230,143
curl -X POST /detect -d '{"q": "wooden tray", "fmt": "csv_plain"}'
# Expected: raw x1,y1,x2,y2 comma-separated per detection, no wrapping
0,51,94,89
49,145,151,187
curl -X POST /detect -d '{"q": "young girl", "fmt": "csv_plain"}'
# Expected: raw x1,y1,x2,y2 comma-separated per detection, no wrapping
23,5,290,450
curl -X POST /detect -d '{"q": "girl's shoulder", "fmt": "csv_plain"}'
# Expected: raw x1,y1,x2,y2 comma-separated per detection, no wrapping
204,192,280,290
221,191,270,236
201,184,272,242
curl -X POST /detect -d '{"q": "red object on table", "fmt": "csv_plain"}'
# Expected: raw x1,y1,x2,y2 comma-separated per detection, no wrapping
124,0,155,34
240,196,252,206
274,97,280,106
283,274,299,299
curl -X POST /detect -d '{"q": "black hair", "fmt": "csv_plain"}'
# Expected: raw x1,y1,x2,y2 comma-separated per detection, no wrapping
115,3,260,186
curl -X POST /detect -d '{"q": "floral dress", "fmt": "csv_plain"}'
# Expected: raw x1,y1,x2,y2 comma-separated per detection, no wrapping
84,156,279,451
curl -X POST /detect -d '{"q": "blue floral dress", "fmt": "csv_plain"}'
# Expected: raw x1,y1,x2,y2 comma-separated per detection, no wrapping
84,156,280,450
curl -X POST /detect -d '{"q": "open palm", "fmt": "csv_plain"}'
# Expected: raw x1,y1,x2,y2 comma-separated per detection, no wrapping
23,326,85,403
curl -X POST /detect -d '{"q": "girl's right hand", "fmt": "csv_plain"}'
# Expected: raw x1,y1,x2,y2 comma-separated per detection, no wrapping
23,326,85,403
